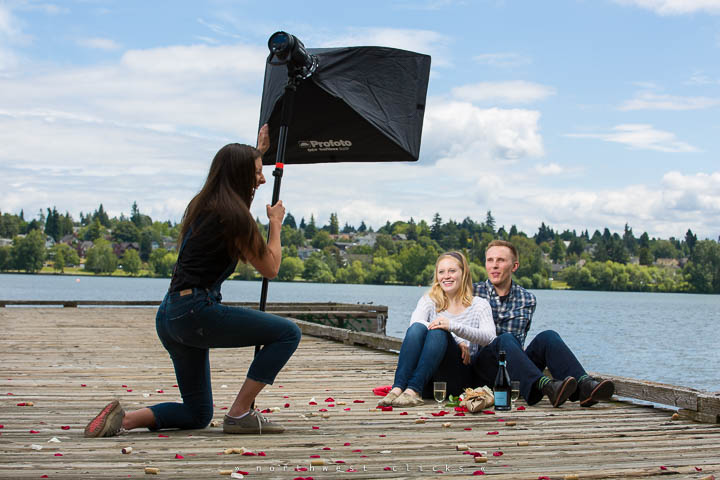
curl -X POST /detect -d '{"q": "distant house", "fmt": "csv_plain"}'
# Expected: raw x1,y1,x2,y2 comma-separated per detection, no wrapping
356,233,378,247
162,236,177,251
44,235,55,249
0,238,11,247
392,233,407,241
112,242,140,257
297,247,317,260
77,240,94,257
655,258,680,268
59,234,76,246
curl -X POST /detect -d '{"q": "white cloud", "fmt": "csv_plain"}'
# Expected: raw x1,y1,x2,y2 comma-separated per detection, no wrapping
614,0,720,15
566,124,700,153
319,27,452,67
76,37,122,50
620,92,720,110
474,52,531,68
451,81,556,105
534,163,565,175
421,98,545,166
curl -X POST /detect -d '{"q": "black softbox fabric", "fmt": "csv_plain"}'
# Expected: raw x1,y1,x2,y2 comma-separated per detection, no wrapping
259,46,431,165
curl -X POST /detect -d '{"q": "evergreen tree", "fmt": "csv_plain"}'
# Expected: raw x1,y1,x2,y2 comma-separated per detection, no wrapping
685,228,697,254
623,223,636,255
406,218,418,241
299,217,307,230
509,225,518,237
304,214,318,239
430,213,442,241
550,235,566,263
341,222,355,234
485,210,496,234
327,212,339,235
283,212,297,229
94,204,111,227
357,220,367,233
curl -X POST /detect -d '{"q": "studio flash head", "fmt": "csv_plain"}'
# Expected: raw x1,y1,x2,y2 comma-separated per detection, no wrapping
267,31,318,78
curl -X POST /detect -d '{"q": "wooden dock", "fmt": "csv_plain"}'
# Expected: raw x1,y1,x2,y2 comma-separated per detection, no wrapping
1,308,719,479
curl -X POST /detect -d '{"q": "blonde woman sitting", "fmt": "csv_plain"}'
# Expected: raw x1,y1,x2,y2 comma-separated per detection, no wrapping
380,251,496,408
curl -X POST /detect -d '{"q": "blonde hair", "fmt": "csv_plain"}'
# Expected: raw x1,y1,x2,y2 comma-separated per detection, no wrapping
428,251,474,312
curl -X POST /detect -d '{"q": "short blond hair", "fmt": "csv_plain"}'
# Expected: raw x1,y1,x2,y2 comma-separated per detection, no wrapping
428,251,473,312
486,239,519,263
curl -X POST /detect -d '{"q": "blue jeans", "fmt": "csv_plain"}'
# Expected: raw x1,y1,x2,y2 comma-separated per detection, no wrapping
472,330,587,405
149,289,301,430
393,323,473,398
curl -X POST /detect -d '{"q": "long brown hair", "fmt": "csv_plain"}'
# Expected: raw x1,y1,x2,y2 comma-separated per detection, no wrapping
178,143,266,262
428,251,474,312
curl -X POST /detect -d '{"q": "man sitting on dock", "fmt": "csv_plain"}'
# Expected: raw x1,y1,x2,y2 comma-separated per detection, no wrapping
471,239,615,407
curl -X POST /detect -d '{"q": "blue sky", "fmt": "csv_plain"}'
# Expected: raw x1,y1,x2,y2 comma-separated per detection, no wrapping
2,0,720,240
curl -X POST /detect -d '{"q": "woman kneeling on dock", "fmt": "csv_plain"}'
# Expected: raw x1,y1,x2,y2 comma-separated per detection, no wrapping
85,125,301,437
379,251,496,407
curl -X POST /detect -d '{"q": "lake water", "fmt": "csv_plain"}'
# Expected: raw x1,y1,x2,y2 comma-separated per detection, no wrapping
1,273,718,392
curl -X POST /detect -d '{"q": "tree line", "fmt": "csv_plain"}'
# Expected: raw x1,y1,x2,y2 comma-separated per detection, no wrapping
1,205,718,294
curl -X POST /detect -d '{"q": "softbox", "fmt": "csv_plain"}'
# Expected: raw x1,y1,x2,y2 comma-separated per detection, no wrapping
259,46,431,165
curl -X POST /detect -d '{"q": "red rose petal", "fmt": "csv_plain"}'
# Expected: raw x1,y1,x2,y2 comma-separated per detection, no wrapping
464,427,472,430
379,434,386,437
660,466,668,471
346,468,357,472
6,392,14,395
41,476,48,478
121,385,127,388
384,467,392,471
174,454,184,459
473,471,485,476
482,410,495,415
30,430,40,433
454,406,469,412
328,404,335,407
360,455,368,458
335,460,345,464
172,384,178,387
378,405,393,411
242,452,256,456
308,401,317,405
436,470,444,474
538,477,551,480
60,426,70,430
156,389,164,393
493,451,503,457
54,453,63,457
283,395,289,398
310,454,321,458
318,408,328,412
399,411,408,415
352,449,362,453
343,408,351,411
237,471,249,476
517,405,526,410
343,442,351,446
325,397,334,402
454,413,465,416
312,426,319,430
158,434,169,438
258,452,266,456
695,467,703,472
284,403,290,408
295,467,308,471
261,408,272,413
487,431,499,435
352,400,364,403
322,447,331,450
16,402,26,406
0,425,4,428
126,389,133,392
81,384,87,387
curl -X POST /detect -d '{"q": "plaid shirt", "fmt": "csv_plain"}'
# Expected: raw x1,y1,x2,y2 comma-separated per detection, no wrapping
473,279,536,347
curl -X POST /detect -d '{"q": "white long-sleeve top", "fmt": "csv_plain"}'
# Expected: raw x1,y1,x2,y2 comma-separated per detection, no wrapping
409,295,496,357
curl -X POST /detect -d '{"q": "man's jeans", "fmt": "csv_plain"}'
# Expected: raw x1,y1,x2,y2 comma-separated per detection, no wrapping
472,330,587,405
150,289,301,430
393,323,473,398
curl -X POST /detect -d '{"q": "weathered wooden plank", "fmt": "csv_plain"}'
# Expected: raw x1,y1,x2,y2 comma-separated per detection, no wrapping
1,308,720,479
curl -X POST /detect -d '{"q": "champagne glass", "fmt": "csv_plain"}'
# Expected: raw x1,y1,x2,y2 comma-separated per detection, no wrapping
510,381,520,405
433,381,447,408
